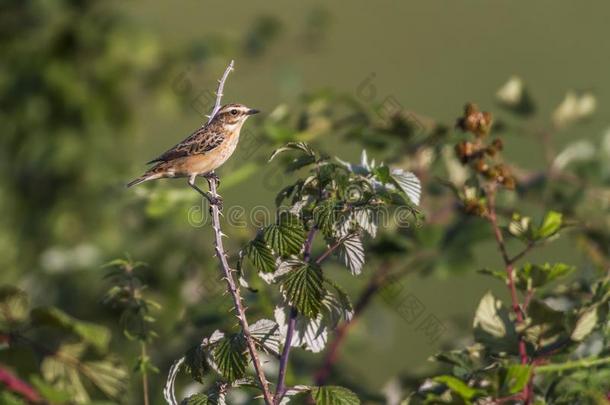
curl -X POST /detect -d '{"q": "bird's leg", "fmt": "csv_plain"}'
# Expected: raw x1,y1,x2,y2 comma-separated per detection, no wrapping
204,171,220,188
188,176,222,209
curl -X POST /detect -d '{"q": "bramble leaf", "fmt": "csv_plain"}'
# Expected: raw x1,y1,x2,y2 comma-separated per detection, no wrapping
264,212,306,256
473,292,519,353
30,307,111,353
213,335,247,382
314,199,338,237
245,237,276,273
336,233,365,275
279,261,326,318
269,142,316,162
533,211,562,240
311,385,360,405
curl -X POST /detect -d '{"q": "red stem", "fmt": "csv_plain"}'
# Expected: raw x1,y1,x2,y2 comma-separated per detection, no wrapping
486,187,531,403
0,364,42,403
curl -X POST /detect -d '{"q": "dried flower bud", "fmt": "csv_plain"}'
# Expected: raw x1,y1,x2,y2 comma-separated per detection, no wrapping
474,159,489,173
502,176,516,190
464,198,488,217
455,141,477,163
457,103,493,137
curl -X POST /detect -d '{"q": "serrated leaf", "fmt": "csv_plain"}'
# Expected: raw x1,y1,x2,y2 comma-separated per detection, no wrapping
571,306,601,342
264,213,306,256
322,281,354,328
245,237,276,273
313,200,338,238
353,208,378,238
502,364,532,395
533,211,563,240
275,306,327,353
163,356,185,405
269,142,316,162
30,307,111,353
0,285,29,329
433,375,482,401
336,234,365,275
250,318,282,355
182,393,209,405
390,169,421,206
40,344,127,403
473,292,519,353
311,386,360,405
213,335,247,382
184,345,208,383
516,262,576,290
279,261,326,318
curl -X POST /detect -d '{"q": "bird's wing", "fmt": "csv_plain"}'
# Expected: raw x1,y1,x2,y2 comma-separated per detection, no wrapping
147,127,225,164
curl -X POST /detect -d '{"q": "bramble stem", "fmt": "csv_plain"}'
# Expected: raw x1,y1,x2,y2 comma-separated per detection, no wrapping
200,61,274,405
486,186,530,403
275,307,297,403
207,177,274,405
275,227,316,402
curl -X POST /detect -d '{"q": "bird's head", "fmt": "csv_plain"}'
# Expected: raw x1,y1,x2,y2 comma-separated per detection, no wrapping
214,103,259,128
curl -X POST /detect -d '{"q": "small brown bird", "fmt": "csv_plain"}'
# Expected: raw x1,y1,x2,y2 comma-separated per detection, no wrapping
127,103,259,205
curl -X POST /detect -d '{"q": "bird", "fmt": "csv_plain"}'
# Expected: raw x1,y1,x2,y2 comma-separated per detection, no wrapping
127,103,259,206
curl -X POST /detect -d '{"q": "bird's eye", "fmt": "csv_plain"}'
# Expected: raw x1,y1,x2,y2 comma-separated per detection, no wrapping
230,109,238,116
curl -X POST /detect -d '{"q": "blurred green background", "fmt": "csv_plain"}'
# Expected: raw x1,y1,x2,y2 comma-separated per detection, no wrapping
1,0,609,403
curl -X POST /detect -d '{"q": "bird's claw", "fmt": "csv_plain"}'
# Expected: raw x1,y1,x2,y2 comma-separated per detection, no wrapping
208,195,223,211
205,172,221,187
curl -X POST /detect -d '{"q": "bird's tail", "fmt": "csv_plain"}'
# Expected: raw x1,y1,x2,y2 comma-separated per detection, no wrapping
126,174,158,188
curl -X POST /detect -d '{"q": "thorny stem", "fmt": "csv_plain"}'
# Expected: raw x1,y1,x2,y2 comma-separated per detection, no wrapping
208,177,274,405
275,227,317,403
197,61,273,405
485,186,530,403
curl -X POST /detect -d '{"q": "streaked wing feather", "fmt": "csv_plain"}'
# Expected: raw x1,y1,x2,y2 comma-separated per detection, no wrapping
147,128,225,164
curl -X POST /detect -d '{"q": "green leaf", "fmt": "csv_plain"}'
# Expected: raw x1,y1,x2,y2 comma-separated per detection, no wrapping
311,385,360,405
245,237,276,273
313,199,338,237
40,343,127,403
517,262,576,290
279,261,326,318
390,168,421,206
323,278,354,325
336,233,365,275
372,165,392,183
352,208,378,237
433,375,482,401
473,292,519,353
533,211,563,240
184,345,208,383
264,213,306,256
249,318,282,355
213,335,247,382
0,285,29,329
182,393,209,405
269,142,316,162
30,307,111,352
502,364,532,395
571,306,604,342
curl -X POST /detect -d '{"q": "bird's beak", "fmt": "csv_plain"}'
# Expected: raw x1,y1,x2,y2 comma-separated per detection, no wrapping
247,108,260,115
